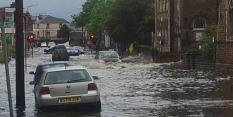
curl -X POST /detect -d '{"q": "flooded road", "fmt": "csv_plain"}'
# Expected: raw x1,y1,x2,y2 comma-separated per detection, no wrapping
1,47,233,117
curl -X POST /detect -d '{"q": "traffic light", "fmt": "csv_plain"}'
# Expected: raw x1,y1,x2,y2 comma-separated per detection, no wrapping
90,34,95,40
27,33,34,42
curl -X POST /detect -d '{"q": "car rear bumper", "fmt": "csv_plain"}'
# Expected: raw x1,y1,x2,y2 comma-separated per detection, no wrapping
37,91,100,106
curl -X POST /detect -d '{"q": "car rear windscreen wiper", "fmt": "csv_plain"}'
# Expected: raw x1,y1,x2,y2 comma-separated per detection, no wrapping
66,79,85,83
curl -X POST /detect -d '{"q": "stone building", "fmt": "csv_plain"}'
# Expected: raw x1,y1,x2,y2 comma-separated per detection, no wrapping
155,0,218,61
31,15,69,40
216,0,233,73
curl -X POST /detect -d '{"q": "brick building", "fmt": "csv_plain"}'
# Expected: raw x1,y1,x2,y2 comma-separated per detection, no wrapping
216,0,233,73
155,0,218,61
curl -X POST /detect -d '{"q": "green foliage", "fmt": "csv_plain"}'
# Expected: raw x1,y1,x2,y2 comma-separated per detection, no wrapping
105,0,155,45
57,24,71,41
8,46,15,58
71,12,87,28
71,0,155,47
198,25,218,57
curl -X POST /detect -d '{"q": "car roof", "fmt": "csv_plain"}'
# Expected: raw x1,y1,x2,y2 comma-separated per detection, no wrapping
40,61,69,66
99,50,116,52
99,51,118,53
44,65,86,72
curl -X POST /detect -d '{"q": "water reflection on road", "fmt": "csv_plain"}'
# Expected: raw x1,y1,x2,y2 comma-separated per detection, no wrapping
0,48,233,116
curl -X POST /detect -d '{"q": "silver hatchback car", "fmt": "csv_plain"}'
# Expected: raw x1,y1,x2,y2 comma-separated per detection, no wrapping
31,65,101,110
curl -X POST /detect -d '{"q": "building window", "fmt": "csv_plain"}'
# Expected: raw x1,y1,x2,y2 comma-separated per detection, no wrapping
46,24,50,29
228,8,233,40
37,24,39,29
157,0,168,13
59,24,62,28
193,19,206,29
157,0,160,13
46,32,50,39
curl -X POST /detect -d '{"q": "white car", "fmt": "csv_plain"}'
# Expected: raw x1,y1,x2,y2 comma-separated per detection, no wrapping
95,51,122,63
31,65,101,110
41,42,47,47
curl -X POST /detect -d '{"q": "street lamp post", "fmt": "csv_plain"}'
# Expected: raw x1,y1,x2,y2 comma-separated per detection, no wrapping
25,4,38,58
27,4,38,13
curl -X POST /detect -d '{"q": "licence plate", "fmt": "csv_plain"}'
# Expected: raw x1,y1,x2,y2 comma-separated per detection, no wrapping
59,97,81,103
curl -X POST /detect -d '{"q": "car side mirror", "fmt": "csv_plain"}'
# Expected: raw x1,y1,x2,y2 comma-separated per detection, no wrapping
29,71,35,75
29,81,35,85
93,76,99,80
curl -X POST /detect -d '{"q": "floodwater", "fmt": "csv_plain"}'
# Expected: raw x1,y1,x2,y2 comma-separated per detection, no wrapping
0,47,233,117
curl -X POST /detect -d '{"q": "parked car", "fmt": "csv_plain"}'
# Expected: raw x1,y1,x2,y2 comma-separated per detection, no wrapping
95,50,122,62
76,46,85,54
30,65,101,110
67,47,80,56
52,49,70,61
29,61,70,88
44,44,66,54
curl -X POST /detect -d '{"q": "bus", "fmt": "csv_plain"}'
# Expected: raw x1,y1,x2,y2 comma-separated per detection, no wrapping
69,31,84,46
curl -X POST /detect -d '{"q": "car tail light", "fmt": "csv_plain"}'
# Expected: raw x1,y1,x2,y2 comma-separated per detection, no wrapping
88,83,97,91
39,87,50,95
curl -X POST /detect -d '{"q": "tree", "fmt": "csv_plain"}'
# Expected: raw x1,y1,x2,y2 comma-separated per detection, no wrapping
71,0,98,30
104,0,155,50
71,12,87,28
198,25,218,57
57,24,71,42
71,0,155,51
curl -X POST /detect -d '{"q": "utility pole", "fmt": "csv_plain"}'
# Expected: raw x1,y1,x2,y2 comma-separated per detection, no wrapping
15,0,25,109
154,0,157,48
1,7,14,117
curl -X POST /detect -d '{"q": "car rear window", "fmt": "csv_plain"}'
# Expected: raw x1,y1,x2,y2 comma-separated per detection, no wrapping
44,69,92,85
53,49,68,57
42,63,69,69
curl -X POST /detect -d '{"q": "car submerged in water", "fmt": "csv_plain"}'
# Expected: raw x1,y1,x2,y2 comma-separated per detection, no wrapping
30,65,101,110
95,50,122,63
44,44,67,54
52,49,70,61
67,47,80,56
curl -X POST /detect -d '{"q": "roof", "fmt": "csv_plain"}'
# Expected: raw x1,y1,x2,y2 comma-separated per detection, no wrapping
44,65,86,72
37,15,69,24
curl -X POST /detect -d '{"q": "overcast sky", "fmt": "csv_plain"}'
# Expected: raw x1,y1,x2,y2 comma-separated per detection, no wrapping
1,0,86,22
